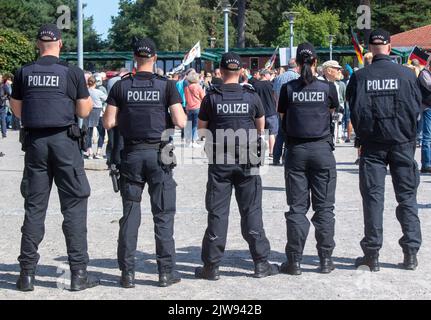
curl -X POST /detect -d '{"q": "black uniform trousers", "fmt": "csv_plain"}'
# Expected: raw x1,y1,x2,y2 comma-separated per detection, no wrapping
202,164,271,267
285,140,337,262
118,146,177,274
359,141,421,256
19,128,91,273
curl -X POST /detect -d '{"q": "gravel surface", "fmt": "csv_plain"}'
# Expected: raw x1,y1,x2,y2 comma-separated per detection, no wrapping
0,131,430,300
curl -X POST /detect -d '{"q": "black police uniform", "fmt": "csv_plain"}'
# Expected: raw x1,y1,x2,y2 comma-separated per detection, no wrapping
197,82,275,274
12,56,91,274
278,75,339,271
107,71,182,277
347,54,422,262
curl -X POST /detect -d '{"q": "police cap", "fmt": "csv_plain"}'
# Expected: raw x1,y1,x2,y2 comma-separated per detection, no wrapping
220,52,242,71
132,37,157,58
369,29,391,45
296,42,317,64
37,24,62,42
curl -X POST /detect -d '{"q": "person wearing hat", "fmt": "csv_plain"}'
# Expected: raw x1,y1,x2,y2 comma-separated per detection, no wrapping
346,29,422,272
195,52,279,281
9,24,99,292
103,37,187,288
322,60,346,144
278,43,340,275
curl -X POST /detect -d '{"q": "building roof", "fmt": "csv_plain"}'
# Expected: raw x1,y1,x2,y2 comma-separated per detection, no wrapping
60,46,412,63
391,25,431,49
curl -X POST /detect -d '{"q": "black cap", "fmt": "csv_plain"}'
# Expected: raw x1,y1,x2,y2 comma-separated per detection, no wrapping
296,42,317,64
132,37,156,58
37,24,61,42
369,29,391,45
220,52,242,71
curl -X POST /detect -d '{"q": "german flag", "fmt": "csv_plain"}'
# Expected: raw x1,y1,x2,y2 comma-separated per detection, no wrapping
265,47,279,70
351,28,364,66
408,46,430,66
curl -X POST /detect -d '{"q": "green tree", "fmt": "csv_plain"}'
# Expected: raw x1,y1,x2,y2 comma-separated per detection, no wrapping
0,0,104,52
109,0,153,51
0,29,36,74
149,0,208,51
274,4,341,47
374,0,431,34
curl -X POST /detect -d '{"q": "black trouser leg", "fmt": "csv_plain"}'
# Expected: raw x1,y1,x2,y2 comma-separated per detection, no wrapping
51,131,91,271
309,166,337,258
389,143,422,254
359,148,387,256
234,172,270,263
202,165,233,267
18,134,52,273
118,180,143,272
285,167,310,262
148,172,177,274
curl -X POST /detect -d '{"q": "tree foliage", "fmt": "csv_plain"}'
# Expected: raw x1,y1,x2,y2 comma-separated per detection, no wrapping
275,4,341,47
0,0,104,52
0,29,36,74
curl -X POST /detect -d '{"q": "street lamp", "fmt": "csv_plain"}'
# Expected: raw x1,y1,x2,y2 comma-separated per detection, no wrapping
222,0,231,53
283,11,299,59
77,0,84,70
77,0,84,129
209,37,217,49
329,35,335,60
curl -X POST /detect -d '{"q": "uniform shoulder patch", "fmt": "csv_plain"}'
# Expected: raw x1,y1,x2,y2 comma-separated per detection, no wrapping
154,74,168,81
57,60,70,67
21,61,36,69
121,72,134,79
207,84,222,95
242,83,256,92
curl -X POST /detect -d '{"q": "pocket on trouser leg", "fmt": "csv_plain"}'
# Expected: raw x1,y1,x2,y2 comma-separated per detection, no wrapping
20,169,29,199
325,168,337,204
205,181,213,212
120,179,143,202
162,177,177,213
71,167,91,198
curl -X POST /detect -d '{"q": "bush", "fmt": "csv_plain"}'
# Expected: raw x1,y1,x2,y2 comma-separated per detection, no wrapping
0,29,36,74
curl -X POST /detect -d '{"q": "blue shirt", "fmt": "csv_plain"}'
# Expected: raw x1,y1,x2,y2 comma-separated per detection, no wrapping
273,69,300,98
176,79,186,108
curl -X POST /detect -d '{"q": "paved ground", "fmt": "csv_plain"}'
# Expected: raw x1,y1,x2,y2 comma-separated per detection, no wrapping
0,130,430,300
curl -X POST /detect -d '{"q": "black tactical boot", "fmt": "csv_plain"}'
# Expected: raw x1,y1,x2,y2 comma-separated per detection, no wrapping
355,255,380,272
195,265,220,281
70,269,100,291
403,254,418,271
320,258,335,274
120,271,135,289
16,272,35,292
159,272,181,288
280,261,302,276
254,261,280,278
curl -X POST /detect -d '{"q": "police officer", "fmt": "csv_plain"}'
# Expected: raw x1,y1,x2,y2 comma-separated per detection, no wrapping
103,37,187,288
347,29,422,271
195,52,279,281
10,24,99,291
278,43,339,275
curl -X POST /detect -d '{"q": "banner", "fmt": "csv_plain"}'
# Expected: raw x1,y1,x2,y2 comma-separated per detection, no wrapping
351,28,364,66
279,47,297,66
265,46,279,70
408,46,431,66
169,42,201,74
183,41,201,66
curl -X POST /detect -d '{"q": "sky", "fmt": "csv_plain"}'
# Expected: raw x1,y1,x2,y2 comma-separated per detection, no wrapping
84,0,120,40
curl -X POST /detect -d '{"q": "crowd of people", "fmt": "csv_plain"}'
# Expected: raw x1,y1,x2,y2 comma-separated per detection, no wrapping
3,52,431,172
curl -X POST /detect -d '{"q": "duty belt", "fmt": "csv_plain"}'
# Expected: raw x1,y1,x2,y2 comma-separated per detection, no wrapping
124,141,162,150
